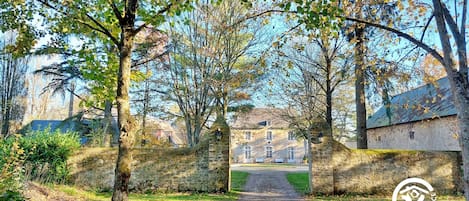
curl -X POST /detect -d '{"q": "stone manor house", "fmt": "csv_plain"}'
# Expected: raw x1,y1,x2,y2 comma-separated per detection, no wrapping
230,108,307,163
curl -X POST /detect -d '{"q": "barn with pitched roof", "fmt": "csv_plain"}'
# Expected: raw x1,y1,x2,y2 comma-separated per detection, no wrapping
366,77,460,151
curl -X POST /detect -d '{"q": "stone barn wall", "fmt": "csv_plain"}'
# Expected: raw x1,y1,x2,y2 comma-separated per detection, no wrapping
367,116,460,151
312,137,461,195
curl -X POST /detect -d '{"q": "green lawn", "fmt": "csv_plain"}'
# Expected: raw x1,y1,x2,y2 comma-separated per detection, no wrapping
52,171,250,201
54,185,238,201
286,172,310,195
286,172,465,201
231,170,249,192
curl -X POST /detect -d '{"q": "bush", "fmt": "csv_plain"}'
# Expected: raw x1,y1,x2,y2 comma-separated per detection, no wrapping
0,135,26,201
21,128,80,184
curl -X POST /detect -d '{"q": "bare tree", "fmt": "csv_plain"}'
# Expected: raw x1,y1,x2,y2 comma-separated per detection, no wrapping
272,64,327,195
0,33,28,137
276,32,353,136
165,0,265,146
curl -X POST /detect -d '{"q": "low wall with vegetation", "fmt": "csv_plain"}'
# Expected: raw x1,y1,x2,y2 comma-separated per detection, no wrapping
312,137,461,194
68,123,230,193
69,118,230,193
69,142,211,192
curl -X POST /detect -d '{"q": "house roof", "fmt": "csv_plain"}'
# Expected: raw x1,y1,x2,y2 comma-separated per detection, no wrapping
142,116,185,145
231,108,290,129
367,77,456,129
25,120,77,133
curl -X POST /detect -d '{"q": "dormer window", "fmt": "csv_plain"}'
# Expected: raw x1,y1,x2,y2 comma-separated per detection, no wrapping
258,120,272,127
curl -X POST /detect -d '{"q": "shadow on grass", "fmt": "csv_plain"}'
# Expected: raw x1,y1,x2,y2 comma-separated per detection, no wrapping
286,172,465,201
53,184,239,201
49,170,249,201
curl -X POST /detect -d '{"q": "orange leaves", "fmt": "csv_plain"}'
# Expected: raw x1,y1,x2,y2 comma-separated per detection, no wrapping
421,53,447,81
233,92,250,101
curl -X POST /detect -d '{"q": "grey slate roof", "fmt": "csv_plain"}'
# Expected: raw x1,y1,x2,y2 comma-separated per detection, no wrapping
231,108,290,129
26,120,77,133
367,77,457,129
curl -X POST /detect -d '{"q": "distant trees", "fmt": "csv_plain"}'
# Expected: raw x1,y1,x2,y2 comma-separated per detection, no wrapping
165,1,265,147
275,30,353,136
0,33,28,137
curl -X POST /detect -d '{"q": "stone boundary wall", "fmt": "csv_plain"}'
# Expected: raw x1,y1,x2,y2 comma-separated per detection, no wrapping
68,133,229,193
313,137,461,195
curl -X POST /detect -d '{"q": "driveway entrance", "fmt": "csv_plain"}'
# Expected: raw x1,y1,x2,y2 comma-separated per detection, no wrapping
231,164,308,201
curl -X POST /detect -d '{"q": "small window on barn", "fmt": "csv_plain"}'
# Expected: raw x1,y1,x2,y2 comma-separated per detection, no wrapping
409,131,415,140
377,136,381,141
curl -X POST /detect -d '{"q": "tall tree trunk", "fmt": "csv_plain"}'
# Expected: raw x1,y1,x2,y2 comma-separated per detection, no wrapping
112,1,137,199
431,0,469,199
194,117,201,145
1,54,14,137
325,58,333,137
185,117,194,147
355,25,367,149
68,82,75,118
103,100,113,147
456,91,469,201
1,103,10,136
307,131,313,194
141,66,150,146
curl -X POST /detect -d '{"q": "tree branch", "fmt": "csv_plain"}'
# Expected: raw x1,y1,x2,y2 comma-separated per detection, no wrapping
344,16,445,66
83,12,120,46
441,3,461,39
108,0,123,23
36,0,120,46
420,14,434,42
132,3,173,37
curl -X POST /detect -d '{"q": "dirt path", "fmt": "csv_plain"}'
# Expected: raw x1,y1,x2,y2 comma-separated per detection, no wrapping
234,165,305,201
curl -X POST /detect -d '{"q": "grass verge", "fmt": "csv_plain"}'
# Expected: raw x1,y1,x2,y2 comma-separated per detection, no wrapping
45,170,250,201
52,185,238,201
230,171,249,192
286,172,465,201
311,195,464,201
286,172,310,195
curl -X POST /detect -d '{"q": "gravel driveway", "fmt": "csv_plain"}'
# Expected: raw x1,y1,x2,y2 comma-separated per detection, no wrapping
232,165,307,201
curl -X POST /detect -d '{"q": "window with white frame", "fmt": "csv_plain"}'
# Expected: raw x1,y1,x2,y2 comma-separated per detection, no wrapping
287,147,294,160
288,131,295,140
266,130,273,140
244,146,252,159
266,146,273,158
244,131,251,140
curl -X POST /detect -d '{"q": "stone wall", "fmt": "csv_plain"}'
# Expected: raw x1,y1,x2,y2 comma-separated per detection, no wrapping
68,131,230,193
312,137,461,194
